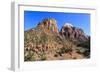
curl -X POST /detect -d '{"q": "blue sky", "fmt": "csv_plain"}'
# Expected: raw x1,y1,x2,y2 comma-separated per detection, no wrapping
24,11,90,35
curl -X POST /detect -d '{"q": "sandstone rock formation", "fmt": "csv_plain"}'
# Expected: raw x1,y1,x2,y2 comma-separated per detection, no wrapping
24,19,90,61
37,18,59,33
60,23,88,42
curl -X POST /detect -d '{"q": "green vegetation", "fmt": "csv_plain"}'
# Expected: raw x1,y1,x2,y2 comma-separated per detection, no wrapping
75,47,85,54
57,48,72,56
39,51,46,61
75,47,90,58
77,37,90,49
24,50,35,61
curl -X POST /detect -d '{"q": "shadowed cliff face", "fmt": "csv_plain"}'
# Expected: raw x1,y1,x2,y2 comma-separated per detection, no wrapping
24,18,90,61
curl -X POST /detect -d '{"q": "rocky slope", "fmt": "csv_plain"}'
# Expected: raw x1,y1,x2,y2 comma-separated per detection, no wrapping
24,18,90,61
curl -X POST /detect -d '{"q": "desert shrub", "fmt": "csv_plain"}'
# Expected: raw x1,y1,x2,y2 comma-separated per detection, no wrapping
76,49,81,54
39,51,47,61
24,50,35,61
77,38,90,49
75,48,84,54
83,49,90,58
75,47,90,58
30,55,35,61
57,48,72,56
41,56,46,60
61,48,72,53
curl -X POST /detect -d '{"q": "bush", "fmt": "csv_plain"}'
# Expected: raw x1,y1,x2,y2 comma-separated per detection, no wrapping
39,51,47,61
75,48,85,54
77,38,90,49
75,47,90,58
41,57,46,60
57,48,72,56
83,49,90,58
61,48,72,53
24,50,35,61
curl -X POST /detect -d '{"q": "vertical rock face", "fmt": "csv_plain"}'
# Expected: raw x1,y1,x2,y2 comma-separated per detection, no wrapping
60,23,88,42
37,18,59,33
